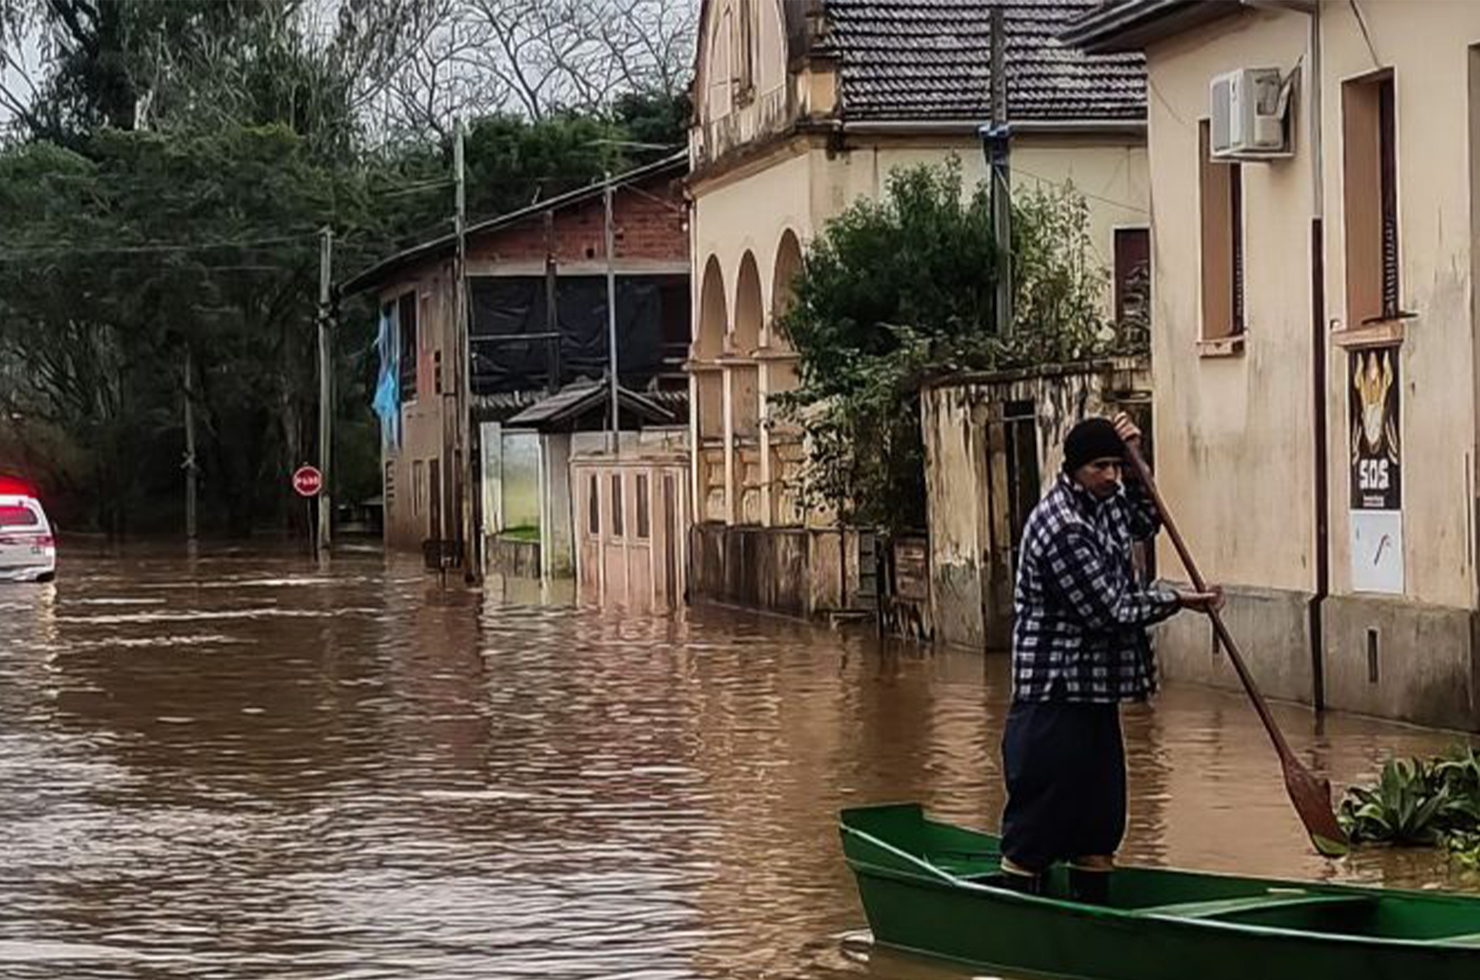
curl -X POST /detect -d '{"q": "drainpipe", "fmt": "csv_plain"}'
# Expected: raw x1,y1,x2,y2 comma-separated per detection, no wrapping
1304,2,1329,711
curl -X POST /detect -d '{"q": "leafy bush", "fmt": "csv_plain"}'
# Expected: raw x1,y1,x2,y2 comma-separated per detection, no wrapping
1339,748,1480,854
776,159,1140,534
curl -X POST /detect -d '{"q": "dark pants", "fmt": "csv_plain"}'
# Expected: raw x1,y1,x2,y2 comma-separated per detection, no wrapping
1000,700,1127,873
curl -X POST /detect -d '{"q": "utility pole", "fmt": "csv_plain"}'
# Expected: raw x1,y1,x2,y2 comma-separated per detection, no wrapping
985,4,1013,335
454,117,481,580
184,347,197,543
317,226,334,556
604,170,620,450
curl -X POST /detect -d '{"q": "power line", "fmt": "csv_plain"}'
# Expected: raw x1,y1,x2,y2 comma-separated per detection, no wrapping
0,232,320,261
1011,165,1149,216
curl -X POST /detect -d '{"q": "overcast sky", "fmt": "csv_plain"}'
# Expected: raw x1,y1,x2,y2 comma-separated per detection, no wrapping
1,28,42,134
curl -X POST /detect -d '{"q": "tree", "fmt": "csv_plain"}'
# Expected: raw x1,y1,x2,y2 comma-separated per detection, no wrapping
0,0,697,536
0,125,388,534
777,160,1135,536
370,0,696,136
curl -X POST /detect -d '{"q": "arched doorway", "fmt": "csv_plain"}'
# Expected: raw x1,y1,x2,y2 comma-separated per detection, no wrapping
768,229,803,350
694,256,727,522
696,255,727,360
764,229,805,525
732,251,763,355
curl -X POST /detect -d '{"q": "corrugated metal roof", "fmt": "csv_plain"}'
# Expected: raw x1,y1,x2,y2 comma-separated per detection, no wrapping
504,379,677,429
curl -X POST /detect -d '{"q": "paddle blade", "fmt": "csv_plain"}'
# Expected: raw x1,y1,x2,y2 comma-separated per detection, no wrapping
1282,760,1349,858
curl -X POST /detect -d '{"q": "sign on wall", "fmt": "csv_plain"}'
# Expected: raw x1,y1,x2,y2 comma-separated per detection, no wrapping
1350,347,1401,511
1348,346,1403,595
1350,510,1404,595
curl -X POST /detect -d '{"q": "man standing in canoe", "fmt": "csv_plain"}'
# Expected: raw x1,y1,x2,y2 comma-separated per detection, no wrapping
998,413,1221,903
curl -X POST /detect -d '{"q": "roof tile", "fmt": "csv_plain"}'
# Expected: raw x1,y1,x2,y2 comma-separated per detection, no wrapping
825,0,1146,121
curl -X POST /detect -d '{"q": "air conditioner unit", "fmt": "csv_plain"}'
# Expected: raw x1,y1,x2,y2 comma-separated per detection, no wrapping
1210,67,1292,160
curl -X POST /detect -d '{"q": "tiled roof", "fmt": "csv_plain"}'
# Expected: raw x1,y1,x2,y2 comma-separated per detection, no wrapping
825,0,1146,122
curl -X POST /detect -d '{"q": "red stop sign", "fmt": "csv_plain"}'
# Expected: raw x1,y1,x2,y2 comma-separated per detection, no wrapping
292,465,323,498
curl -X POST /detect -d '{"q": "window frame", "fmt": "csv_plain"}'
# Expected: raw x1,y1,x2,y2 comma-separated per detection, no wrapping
609,473,625,539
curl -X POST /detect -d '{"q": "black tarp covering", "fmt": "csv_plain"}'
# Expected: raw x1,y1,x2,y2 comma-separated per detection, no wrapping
470,274,688,395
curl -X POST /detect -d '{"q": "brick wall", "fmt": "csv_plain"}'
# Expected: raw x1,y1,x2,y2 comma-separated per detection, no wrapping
466,173,687,266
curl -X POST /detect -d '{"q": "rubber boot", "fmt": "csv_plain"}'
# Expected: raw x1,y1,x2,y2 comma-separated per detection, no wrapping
1069,868,1111,904
995,856,1043,896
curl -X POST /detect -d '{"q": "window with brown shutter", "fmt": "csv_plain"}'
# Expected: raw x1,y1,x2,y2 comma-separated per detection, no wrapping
1378,79,1399,319
1198,121,1244,340
1113,227,1151,325
1344,72,1401,326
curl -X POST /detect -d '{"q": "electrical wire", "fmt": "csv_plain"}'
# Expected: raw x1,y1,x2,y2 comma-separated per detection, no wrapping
1011,165,1149,216
0,232,320,261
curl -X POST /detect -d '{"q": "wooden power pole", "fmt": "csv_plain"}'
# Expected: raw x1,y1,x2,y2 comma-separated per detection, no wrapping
986,4,1013,335
604,170,620,449
317,227,334,556
184,347,197,542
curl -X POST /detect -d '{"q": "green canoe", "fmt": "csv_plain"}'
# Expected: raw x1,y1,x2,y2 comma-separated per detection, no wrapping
840,803,1480,980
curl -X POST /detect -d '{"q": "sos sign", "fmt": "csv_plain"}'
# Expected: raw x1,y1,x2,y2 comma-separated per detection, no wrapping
1350,348,1401,512
1357,458,1390,493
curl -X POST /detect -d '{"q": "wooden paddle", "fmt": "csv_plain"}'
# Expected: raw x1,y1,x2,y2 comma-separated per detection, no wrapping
1124,440,1350,858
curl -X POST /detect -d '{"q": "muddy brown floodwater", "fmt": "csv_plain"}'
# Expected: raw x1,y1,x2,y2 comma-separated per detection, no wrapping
0,542,1474,979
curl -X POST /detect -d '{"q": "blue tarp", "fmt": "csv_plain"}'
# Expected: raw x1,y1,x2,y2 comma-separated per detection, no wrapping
372,306,401,449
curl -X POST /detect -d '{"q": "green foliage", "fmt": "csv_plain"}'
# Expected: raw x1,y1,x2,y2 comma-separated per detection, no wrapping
0,1,690,536
0,125,379,533
1339,748,1480,854
777,159,1138,534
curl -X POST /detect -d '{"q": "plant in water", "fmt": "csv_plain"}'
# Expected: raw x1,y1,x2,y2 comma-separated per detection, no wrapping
1340,758,1451,845
1339,748,1480,853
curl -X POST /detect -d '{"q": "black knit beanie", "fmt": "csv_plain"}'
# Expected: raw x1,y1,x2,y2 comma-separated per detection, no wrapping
1062,417,1125,473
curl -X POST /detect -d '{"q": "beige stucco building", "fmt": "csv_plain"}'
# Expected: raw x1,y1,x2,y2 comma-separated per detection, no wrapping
1070,0,1480,729
689,0,1153,616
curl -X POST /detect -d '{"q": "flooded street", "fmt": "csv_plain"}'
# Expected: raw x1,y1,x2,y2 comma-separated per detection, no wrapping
0,543,1475,979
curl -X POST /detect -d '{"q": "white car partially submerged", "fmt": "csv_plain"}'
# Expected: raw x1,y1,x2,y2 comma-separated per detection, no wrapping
0,486,56,583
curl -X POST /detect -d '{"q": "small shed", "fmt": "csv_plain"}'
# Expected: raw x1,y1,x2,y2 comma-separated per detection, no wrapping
570,435,691,612
495,379,678,579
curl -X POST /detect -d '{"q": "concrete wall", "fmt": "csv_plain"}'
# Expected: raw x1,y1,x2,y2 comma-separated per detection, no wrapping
689,524,867,617
1322,595,1479,730
1146,10,1316,595
1157,585,1315,706
486,537,541,578
922,360,1152,651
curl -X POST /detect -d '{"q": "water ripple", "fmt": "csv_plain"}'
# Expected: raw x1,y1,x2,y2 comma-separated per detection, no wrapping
0,542,1472,979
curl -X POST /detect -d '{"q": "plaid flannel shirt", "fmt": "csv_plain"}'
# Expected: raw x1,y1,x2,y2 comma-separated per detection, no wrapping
1011,472,1180,703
